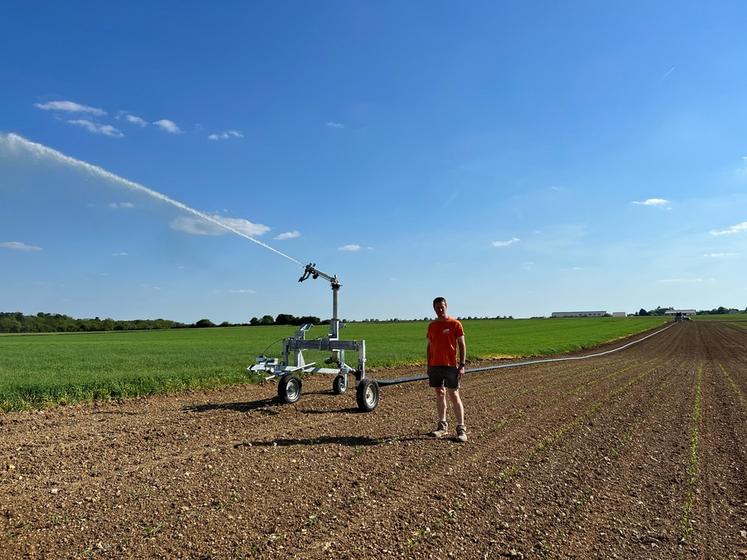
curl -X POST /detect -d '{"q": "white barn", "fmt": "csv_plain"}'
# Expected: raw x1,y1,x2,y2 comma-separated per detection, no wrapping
664,309,696,316
551,311,608,318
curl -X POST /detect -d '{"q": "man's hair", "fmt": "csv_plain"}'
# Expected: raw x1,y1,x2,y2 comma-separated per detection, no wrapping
433,296,447,308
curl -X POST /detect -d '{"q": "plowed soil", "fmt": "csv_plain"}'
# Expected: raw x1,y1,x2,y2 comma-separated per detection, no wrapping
1,321,745,559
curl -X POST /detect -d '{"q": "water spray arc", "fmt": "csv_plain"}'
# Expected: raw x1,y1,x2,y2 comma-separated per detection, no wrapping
1,133,303,267
2,133,378,410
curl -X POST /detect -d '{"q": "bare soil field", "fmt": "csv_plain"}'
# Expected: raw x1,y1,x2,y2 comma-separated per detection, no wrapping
1,321,745,559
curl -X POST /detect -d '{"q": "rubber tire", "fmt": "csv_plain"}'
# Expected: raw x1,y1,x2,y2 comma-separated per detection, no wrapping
278,375,302,404
333,374,347,395
356,379,379,412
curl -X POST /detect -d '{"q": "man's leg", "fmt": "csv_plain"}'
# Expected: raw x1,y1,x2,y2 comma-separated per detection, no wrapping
429,387,449,438
435,387,447,422
448,388,464,426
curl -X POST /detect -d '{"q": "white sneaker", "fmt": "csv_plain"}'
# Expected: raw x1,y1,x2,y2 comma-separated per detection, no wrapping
430,420,448,438
455,424,468,443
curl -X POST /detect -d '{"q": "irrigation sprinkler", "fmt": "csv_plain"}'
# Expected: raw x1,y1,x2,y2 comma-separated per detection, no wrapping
248,263,676,413
247,263,379,412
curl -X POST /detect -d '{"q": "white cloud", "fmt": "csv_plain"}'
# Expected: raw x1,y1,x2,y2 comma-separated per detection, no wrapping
492,237,520,248
632,198,671,207
34,100,106,116
338,244,361,252
658,278,705,284
325,121,345,129
108,202,134,209
710,221,747,236
112,252,129,257
228,288,256,294
703,252,738,258
1,241,42,251
153,119,182,134
275,231,301,240
68,119,124,138
124,114,148,127
170,215,270,237
661,66,676,81
208,130,244,141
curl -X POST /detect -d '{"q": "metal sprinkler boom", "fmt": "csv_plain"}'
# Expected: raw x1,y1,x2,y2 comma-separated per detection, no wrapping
247,263,380,412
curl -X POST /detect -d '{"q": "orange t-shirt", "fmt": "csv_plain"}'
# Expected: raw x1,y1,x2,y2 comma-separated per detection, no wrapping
427,317,464,367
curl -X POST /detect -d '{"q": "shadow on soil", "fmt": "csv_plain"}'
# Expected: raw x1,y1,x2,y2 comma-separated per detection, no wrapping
183,397,282,415
235,434,426,449
183,390,353,415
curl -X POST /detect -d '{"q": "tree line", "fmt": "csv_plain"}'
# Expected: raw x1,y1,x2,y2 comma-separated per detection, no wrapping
0,312,325,333
0,312,189,333
635,306,746,316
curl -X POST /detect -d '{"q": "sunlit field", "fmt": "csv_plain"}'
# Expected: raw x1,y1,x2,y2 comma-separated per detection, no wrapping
0,316,669,410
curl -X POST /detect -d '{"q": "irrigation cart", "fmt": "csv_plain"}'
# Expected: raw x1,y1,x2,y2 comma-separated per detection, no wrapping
247,263,380,412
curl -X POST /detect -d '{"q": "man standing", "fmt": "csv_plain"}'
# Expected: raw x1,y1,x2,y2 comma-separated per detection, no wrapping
427,296,467,442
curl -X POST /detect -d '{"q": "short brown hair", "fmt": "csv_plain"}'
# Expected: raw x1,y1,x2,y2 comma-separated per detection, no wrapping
433,297,447,308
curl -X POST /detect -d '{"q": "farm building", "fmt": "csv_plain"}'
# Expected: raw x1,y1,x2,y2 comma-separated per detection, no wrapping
664,309,696,316
611,312,626,318
551,311,608,318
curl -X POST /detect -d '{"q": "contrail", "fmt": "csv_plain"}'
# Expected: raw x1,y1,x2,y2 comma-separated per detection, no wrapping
0,133,304,267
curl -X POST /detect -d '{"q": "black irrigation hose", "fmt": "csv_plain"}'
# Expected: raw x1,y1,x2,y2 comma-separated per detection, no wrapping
376,323,675,387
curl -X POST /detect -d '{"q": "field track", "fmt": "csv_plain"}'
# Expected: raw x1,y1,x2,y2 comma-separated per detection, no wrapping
1,321,745,559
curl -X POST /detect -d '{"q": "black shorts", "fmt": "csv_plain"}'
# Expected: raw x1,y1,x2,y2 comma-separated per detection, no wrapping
428,366,460,389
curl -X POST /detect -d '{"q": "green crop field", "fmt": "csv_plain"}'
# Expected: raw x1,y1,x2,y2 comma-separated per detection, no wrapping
694,313,747,321
0,316,668,411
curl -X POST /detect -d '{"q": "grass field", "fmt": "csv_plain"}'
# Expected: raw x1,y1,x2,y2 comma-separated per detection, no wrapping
693,313,747,321
0,316,669,411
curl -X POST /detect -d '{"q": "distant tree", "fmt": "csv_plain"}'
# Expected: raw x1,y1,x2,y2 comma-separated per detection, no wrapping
260,315,274,325
195,318,215,328
249,317,260,326
295,315,321,325
275,313,296,325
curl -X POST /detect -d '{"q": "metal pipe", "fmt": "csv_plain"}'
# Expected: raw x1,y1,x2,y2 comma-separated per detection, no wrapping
376,323,674,387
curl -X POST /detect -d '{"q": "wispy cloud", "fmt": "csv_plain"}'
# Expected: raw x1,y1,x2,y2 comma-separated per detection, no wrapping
735,156,747,179
108,202,134,209
68,119,124,138
34,100,106,116
112,252,129,257
325,121,345,129
170,215,269,237
442,191,459,209
632,198,671,207
228,288,256,294
661,66,676,81
124,114,148,127
710,221,747,236
1,241,42,251
153,119,182,134
657,277,707,284
275,230,301,240
492,237,520,248
208,130,243,141
338,244,361,252
703,252,738,258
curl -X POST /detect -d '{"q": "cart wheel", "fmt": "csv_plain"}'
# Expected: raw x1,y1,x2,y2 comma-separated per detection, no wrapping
333,374,347,395
356,379,379,412
278,375,302,404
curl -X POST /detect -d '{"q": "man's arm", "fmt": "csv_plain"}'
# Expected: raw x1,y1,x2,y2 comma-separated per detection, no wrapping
457,335,466,376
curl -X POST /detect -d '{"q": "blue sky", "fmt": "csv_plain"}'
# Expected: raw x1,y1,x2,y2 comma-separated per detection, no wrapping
1,1,746,323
